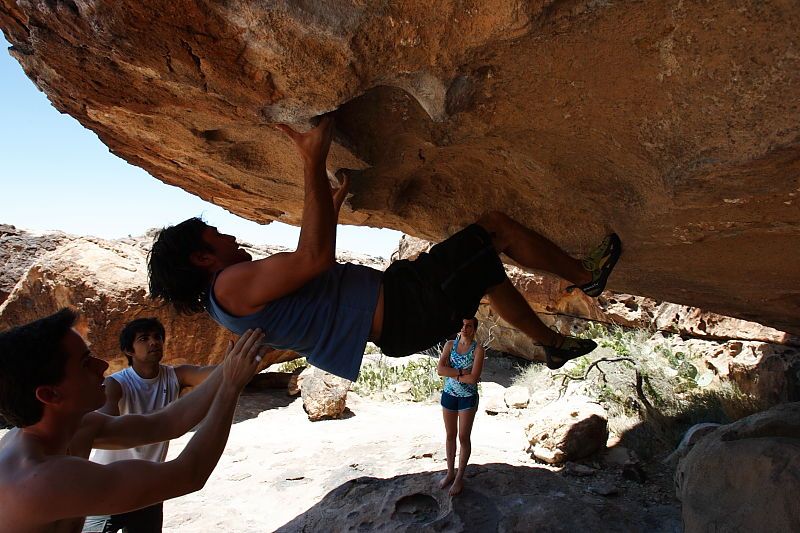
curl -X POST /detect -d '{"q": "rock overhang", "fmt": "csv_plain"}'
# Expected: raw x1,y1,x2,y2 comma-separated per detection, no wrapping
1,0,798,333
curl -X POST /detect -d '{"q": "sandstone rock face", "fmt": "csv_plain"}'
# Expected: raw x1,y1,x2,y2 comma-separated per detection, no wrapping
0,225,68,305
2,1,799,333
676,402,800,532
704,341,800,405
524,397,609,464
299,367,350,421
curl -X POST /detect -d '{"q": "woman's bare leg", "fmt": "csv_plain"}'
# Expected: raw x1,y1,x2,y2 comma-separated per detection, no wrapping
440,408,458,488
450,406,478,496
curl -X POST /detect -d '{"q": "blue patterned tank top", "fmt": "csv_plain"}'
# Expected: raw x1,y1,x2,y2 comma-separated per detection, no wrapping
443,334,478,397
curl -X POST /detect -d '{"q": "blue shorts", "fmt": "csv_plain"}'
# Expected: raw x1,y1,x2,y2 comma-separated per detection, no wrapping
441,391,479,412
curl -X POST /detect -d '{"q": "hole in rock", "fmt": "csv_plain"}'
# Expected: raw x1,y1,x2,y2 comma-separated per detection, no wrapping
392,493,440,525
198,129,229,142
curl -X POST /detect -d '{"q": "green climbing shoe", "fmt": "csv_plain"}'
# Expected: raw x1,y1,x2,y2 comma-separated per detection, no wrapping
566,233,622,298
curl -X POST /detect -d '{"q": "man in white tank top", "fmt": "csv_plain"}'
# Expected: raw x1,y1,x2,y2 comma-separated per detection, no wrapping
86,318,215,533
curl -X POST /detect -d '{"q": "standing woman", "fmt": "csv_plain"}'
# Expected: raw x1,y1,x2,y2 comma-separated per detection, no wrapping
437,317,485,496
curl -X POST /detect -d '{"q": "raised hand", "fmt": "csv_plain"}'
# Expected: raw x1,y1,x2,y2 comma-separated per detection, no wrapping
222,329,266,391
276,116,335,167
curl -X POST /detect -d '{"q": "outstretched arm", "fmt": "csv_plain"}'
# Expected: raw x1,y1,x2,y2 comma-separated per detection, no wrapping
174,364,218,389
89,333,277,450
279,117,338,262
87,368,221,450
96,376,123,416
213,118,339,316
24,329,267,524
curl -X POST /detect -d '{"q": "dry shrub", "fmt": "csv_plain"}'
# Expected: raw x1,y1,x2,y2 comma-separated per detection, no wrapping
511,323,768,458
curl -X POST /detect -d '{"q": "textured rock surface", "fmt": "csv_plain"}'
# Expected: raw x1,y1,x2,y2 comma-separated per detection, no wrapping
503,385,530,409
0,225,68,305
2,1,799,333
278,464,678,532
676,402,800,532
299,366,351,421
707,341,800,405
524,397,609,464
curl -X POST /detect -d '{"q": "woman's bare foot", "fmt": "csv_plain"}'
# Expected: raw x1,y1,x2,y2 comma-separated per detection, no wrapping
449,476,465,496
439,472,456,489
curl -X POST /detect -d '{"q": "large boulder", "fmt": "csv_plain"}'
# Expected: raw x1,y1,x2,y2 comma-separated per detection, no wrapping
713,343,800,405
524,397,609,464
676,402,800,532
503,385,530,409
2,1,799,334
299,367,350,421
0,225,69,305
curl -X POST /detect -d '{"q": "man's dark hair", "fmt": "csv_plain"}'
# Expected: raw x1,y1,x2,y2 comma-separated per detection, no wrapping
119,318,166,366
466,316,479,328
148,217,212,315
0,308,78,427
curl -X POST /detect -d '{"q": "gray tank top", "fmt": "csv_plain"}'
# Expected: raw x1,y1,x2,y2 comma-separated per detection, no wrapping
91,365,180,464
206,262,382,381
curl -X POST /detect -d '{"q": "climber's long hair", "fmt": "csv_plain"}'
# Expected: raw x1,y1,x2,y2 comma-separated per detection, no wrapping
148,217,212,315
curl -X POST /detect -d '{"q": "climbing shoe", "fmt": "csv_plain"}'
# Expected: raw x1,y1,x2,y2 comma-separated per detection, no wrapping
566,233,622,298
544,337,598,370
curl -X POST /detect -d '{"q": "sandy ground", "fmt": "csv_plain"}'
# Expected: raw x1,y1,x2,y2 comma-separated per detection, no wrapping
161,379,529,531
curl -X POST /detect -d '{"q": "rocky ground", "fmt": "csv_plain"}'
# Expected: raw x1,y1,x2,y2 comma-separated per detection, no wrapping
157,356,680,532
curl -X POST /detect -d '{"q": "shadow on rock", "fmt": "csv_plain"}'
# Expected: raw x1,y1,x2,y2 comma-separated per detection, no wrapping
479,350,528,388
276,463,680,532
233,389,297,424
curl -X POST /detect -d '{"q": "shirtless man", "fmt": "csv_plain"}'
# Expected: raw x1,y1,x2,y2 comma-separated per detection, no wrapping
0,309,272,532
148,118,621,381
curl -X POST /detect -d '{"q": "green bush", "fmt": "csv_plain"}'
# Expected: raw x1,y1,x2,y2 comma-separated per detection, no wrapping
353,355,442,402
277,357,308,373
364,342,382,355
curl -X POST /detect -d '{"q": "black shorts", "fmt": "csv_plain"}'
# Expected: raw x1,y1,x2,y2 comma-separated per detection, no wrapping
377,224,506,357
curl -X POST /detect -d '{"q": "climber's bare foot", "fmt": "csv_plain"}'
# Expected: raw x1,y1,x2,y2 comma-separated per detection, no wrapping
449,476,465,496
439,472,456,489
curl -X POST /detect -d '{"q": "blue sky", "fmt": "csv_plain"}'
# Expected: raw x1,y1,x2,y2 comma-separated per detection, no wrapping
0,35,400,258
